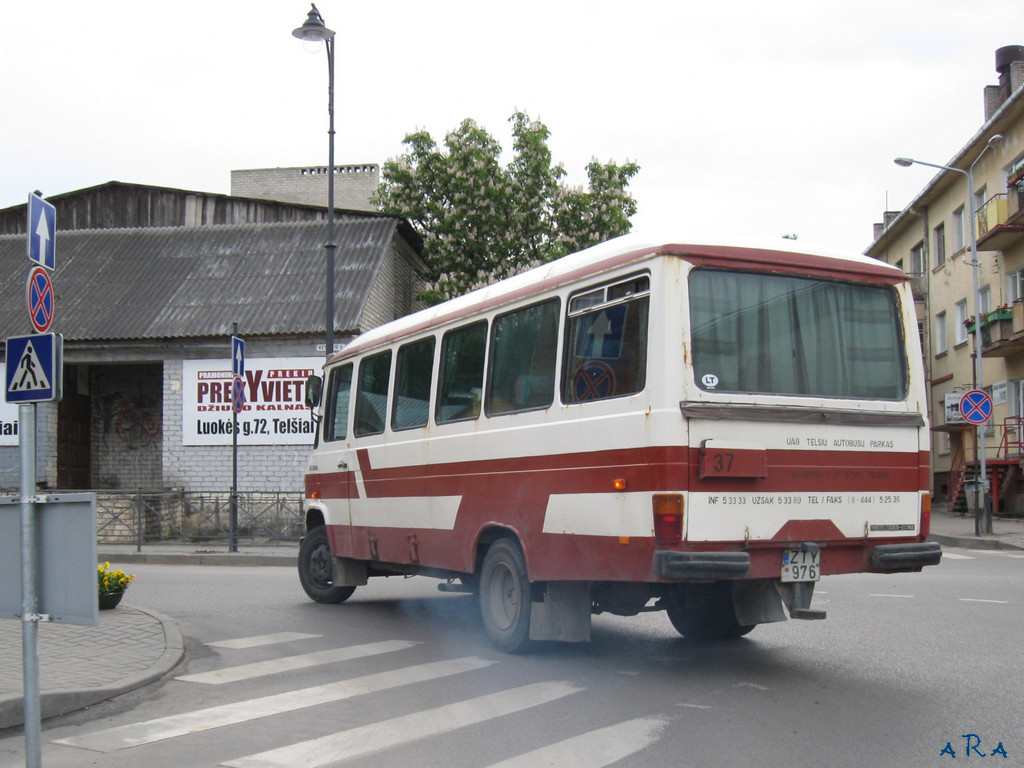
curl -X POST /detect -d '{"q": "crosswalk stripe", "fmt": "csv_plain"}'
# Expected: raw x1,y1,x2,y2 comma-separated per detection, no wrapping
176,639,418,684
481,717,667,768
52,656,495,753
941,552,974,560
220,681,583,768
206,633,322,649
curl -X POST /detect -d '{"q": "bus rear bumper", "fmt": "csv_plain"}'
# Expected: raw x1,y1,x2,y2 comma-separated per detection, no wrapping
870,541,942,571
653,550,751,580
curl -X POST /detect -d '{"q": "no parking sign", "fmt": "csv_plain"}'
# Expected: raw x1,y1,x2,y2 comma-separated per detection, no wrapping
959,390,993,425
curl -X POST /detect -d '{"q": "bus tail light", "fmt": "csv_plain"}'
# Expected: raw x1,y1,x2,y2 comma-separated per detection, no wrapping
652,494,683,546
920,492,932,538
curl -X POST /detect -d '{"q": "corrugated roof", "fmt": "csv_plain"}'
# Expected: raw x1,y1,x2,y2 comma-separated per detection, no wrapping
0,218,400,342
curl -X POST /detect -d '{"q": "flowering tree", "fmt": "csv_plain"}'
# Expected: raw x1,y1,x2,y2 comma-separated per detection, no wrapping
375,112,640,303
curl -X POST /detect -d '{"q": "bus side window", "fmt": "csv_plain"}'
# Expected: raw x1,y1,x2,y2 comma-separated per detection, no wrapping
562,275,650,404
323,363,353,442
436,321,487,423
392,336,435,431
486,299,559,415
354,350,392,437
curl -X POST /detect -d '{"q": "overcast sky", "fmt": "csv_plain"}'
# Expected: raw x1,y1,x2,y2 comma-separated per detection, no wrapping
4,1,1024,256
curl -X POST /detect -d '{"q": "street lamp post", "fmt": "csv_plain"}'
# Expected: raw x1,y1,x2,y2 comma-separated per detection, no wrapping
894,134,1003,536
293,4,337,358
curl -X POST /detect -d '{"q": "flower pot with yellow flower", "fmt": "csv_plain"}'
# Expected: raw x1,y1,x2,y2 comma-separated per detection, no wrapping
97,562,135,610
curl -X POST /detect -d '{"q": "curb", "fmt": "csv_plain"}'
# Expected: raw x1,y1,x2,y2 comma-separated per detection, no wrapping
0,608,185,730
97,552,297,568
929,533,1024,552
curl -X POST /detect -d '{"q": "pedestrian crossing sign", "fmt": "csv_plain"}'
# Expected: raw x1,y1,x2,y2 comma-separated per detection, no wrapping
5,332,62,403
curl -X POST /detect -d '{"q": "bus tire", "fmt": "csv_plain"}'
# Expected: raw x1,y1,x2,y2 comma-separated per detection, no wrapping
665,582,754,641
298,526,356,604
479,537,532,653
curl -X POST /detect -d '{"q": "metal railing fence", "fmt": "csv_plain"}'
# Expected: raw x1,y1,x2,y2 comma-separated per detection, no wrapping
93,490,304,546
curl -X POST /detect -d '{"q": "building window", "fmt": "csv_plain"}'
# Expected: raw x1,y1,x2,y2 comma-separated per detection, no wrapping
1008,267,1024,305
979,285,992,317
954,298,969,344
933,223,946,267
934,311,947,355
953,206,966,252
910,241,926,276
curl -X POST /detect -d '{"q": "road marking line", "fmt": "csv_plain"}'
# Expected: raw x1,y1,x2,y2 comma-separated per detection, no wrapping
51,656,495,753
481,717,667,768
940,552,974,560
869,594,915,599
205,634,321,651
175,639,418,684
206,633,322,649
220,681,583,768
958,598,1009,604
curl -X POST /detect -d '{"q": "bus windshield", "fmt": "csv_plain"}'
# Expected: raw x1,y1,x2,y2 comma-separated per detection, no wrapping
689,268,908,400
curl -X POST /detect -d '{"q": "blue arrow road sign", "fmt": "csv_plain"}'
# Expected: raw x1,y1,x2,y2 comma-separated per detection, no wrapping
959,389,993,425
27,193,56,270
5,333,62,403
232,336,245,378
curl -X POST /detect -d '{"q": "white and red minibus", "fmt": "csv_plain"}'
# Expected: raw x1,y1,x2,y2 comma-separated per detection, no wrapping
300,235,940,652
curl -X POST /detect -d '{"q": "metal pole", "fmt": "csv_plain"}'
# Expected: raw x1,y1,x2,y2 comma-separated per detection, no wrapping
895,140,1002,536
230,323,239,552
19,403,42,768
965,171,991,535
324,34,336,359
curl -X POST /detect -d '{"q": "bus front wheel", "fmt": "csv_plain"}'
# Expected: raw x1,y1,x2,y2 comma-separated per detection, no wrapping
479,538,532,653
298,526,356,604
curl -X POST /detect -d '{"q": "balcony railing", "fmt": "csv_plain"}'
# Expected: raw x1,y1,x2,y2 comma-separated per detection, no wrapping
977,192,1024,250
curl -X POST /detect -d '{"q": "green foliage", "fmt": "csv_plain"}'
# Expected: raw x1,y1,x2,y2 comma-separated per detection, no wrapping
375,112,639,303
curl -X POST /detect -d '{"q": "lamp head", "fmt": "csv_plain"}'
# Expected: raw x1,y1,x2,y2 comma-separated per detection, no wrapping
292,4,334,42
893,157,915,168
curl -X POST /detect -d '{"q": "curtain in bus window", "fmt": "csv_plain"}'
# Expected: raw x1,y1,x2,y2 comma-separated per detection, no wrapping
689,270,907,399
487,300,559,415
437,321,487,423
354,351,392,436
392,337,435,430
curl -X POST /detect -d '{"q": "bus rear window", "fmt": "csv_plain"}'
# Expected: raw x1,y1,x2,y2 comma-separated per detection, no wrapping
689,269,907,399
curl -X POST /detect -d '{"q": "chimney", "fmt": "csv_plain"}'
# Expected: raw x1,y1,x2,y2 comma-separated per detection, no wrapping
986,45,1024,120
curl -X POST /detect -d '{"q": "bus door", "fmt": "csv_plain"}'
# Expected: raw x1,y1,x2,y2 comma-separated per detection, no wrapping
315,361,356,555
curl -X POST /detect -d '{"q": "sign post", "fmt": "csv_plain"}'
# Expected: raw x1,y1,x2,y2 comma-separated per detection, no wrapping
13,192,60,768
230,330,245,552
959,390,993,536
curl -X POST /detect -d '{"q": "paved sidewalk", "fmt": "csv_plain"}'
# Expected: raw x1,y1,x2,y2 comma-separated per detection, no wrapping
0,606,183,730
928,502,1024,551
1,510,1021,733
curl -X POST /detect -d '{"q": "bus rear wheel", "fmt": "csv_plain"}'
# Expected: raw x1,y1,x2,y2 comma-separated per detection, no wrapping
479,538,532,653
298,526,356,604
665,582,754,641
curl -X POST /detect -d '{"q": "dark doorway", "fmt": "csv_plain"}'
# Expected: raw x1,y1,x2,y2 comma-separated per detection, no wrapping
58,365,92,489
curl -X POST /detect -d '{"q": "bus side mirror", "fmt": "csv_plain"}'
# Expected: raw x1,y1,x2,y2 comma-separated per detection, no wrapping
305,375,323,409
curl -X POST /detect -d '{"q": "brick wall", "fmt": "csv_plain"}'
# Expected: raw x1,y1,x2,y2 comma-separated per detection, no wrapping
231,165,380,212
360,238,427,330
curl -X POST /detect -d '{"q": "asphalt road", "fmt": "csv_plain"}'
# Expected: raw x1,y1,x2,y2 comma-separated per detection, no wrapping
1,547,1020,768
